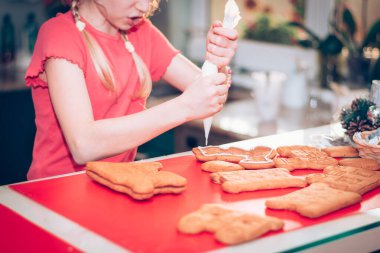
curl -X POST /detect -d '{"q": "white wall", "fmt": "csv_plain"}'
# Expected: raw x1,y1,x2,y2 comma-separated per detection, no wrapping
167,0,192,54
304,0,335,39
184,0,210,63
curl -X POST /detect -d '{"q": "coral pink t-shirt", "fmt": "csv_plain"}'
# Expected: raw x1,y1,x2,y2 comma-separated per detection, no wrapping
25,12,179,180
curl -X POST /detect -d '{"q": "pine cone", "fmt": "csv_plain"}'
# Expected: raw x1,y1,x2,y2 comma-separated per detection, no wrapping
346,118,375,137
340,98,378,137
340,107,351,121
351,98,375,112
351,99,359,111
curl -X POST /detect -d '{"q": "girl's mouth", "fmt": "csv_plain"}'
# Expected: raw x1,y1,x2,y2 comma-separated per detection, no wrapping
127,16,143,26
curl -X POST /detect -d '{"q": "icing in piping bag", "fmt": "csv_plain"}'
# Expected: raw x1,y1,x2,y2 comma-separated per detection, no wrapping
201,0,241,145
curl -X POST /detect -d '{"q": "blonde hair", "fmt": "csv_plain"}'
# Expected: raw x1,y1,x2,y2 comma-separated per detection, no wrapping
71,0,160,98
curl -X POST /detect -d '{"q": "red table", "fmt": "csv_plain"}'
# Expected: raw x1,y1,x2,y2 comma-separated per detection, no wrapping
0,204,81,253
1,125,380,252
0,154,379,253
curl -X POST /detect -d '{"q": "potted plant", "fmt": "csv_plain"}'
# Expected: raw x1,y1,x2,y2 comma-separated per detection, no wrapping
244,14,296,46
289,0,380,88
332,2,380,88
236,2,319,83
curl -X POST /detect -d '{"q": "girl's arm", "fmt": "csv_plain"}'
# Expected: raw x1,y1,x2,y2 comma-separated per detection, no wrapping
162,54,201,91
45,58,228,164
164,21,238,91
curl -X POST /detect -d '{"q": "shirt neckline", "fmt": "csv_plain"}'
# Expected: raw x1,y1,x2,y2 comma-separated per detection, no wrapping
82,17,122,41
63,11,122,41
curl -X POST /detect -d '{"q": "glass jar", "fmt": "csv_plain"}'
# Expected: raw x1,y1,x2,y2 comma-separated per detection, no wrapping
370,80,380,105
1,14,16,64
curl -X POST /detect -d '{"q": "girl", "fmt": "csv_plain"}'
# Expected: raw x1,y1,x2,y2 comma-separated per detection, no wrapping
26,0,238,179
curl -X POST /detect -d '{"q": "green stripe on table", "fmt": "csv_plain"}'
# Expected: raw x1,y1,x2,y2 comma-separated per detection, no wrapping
282,221,380,253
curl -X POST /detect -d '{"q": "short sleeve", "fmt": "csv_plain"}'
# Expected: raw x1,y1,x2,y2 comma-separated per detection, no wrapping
25,14,87,88
144,20,180,82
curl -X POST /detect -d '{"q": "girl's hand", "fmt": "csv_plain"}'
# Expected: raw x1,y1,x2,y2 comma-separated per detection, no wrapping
206,20,239,68
179,73,230,121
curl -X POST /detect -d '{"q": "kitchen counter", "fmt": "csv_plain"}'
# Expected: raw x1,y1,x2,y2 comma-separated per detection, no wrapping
174,98,333,152
1,124,379,252
147,82,334,153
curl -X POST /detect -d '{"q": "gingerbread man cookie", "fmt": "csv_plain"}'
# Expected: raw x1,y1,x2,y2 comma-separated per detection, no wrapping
86,161,187,200
192,145,277,170
178,204,284,245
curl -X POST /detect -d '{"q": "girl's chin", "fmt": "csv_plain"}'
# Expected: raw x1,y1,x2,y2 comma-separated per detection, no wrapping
119,24,133,31
117,19,143,31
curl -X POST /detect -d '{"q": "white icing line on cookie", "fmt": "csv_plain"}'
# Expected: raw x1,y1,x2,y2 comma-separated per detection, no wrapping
240,149,275,164
198,146,275,164
198,146,248,158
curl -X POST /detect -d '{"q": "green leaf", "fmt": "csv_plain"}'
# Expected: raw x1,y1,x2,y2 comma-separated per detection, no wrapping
343,7,356,37
362,19,380,49
287,21,321,44
297,39,314,48
320,35,343,55
245,16,296,45
339,30,358,55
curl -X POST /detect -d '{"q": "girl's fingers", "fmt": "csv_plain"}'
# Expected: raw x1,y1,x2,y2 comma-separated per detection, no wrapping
207,43,235,58
206,52,230,68
206,21,238,69
211,20,223,29
216,83,229,95
207,32,230,48
208,29,238,51
203,73,227,86
213,27,239,41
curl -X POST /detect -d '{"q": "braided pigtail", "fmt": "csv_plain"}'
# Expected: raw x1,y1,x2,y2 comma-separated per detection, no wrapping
121,33,152,99
71,0,160,99
71,0,116,91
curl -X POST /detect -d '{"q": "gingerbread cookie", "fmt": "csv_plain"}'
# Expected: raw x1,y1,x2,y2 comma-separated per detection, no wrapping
239,146,277,169
322,146,359,158
276,145,327,158
193,145,276,169
86,161,187,200
210,168,307,193
305,157,340,169
274,157,305,171
274,156,338,170
265,183,361,218
177,204,284,245
306,165,380,195
201,161,244,173
193,146,252,162
338,158,380,171
192,145,276,162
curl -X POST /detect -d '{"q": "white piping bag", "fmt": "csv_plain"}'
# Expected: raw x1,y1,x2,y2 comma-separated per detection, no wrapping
201,0,241,146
